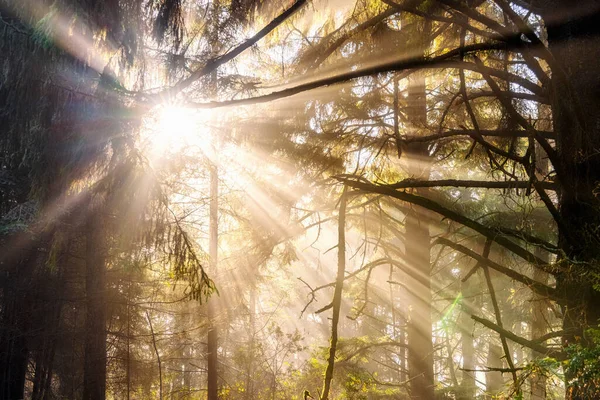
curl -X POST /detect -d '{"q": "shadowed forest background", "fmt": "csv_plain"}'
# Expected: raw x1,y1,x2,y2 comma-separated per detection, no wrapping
1,0,600,399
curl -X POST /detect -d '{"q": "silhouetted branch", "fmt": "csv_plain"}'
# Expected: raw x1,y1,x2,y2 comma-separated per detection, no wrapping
337,177,547,266
343,177,556,191
184,39,534,109
435,237,557,299
149,0,308,100
402,128,554,143
471,315,565,359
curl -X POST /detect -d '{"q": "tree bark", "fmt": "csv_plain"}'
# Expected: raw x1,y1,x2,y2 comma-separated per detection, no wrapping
146,311,163,400
543,2,600,397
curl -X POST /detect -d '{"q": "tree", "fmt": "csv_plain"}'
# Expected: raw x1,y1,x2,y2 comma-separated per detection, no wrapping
4,0,600,399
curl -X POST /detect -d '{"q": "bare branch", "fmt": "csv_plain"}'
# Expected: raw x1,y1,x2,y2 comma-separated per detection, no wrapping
338,177,547,266
435,237,557,299
471,315,565,360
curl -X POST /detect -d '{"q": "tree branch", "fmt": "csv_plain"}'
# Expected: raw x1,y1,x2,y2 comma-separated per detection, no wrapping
402,129,554,144
378,178,556,191
184,39,533,109
480,239,519,389
435,237,557,299
149,0,308,100
471,315,565,360
337,177,548,267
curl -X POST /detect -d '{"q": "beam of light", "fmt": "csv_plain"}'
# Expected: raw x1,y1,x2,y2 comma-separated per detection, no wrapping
440,292,463,330
9,0,112,75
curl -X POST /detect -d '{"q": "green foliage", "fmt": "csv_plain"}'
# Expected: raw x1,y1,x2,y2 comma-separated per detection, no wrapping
564,328,600,398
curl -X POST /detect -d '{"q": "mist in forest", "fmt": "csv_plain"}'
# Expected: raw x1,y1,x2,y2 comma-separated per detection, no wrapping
1,0,600,399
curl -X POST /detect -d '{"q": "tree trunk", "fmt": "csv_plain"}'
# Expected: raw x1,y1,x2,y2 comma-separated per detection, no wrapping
0,290,29,400
458,277,476,400
485,344,504,397
207,161,219,400
531,263,549,400
83,208,107,400
0,234,40,400
405,199,434,400
531,138,551,400
146,311,163,400
320,189,347,400
403,17,435,400
544,2,600,397
245,267,257,400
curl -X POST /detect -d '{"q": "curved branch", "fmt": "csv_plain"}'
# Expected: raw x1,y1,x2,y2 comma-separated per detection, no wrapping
403,129,554,144
435,237,557,299
337,177,548,266
472,315,565,360
185,39,533,109
376,178,557,191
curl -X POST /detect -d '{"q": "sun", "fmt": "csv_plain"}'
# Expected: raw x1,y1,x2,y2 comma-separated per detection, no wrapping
149,105,213,155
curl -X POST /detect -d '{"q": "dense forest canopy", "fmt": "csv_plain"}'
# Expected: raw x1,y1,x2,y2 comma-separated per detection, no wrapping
1,0,600,399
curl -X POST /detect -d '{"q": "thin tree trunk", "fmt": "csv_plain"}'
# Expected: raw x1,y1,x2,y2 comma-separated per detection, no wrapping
391,82,408,384
126,276,132,400
530,256,549,400
146,311,163,400
531,136,550,400
207,161,219,400
245,268,257,400
405,200,434,400
458,276,476,400
32,302,61,400
320,189,347,400
481,242,519,395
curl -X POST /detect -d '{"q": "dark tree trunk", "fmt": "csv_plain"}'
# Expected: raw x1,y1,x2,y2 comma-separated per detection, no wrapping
543,1,600,398
83,209,107,400
0,233,38,400
531,139,550,400
31,302,61,400
547,1,600,318
0,312,28,400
